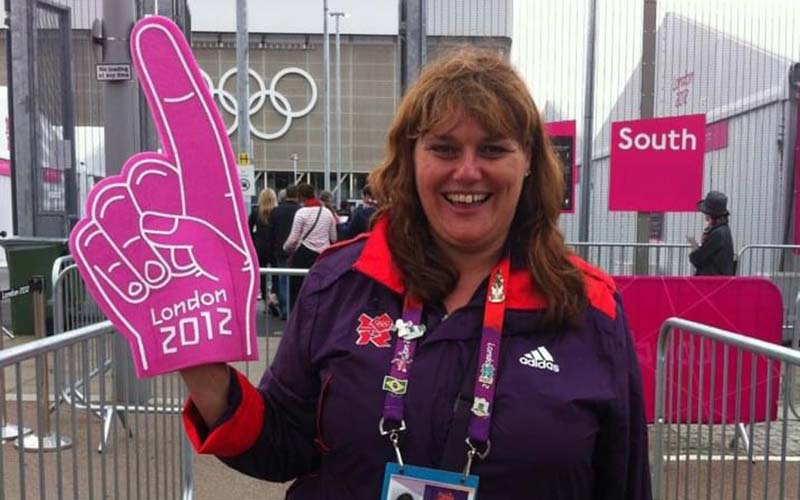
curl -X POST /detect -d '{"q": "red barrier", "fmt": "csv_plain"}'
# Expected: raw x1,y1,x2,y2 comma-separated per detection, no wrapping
616,276,783,423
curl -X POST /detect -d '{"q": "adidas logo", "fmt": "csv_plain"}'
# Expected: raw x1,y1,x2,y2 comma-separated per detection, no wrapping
519,346,560,372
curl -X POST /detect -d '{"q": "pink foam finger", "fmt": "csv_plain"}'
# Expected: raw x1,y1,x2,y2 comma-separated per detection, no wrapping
125,153,184,216
131,17,245,242
141,213,248,277
69,15,259,378
90,183,170,289
70,220,149,304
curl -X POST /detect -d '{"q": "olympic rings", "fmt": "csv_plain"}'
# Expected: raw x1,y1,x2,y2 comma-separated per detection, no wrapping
200,67,318,140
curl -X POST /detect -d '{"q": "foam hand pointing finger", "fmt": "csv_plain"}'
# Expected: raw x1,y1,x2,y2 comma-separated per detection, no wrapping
69,16,259,377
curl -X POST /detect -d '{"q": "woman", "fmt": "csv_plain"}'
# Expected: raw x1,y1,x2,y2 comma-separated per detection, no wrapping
248,187,278,305
688,190,735,275
181,48,650,500
283,183,338,307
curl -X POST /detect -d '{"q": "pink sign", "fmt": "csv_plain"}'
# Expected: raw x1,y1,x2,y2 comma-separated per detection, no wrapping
609,114,706,211
705,120,728,152
69,16,259,377
616,276,783,423
545,120,576,213
0,159,9,177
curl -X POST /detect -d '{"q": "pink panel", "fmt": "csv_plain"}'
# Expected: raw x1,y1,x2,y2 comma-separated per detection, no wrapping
616,276,783,424
705,120,729,152
545,120,577,213
610,114,706,212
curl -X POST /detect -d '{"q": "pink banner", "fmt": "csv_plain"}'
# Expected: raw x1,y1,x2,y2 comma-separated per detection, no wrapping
610,114,706,211
0,159,9,177
544,120,576,213
616,276,783,424
705,120,729,152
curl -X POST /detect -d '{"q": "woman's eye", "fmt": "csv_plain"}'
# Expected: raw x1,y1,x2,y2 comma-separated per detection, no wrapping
481,144,511,157
429,144,458,157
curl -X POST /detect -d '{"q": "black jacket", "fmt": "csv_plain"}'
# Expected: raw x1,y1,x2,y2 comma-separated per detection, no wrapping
689,222,735,275
340,205,376,240
248,209,272,266
268,200,301,261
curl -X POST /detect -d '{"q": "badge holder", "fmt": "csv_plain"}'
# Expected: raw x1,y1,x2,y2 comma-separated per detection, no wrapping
380,419,480,500
379,259,508,500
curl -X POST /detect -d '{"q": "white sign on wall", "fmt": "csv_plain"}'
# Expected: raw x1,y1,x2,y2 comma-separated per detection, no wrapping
238,164,255,197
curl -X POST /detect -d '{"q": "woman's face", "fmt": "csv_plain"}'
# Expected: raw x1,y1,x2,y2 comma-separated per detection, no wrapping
413,110,530,257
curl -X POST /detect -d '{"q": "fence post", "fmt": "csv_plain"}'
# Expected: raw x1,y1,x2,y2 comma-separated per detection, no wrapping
651,322,671,500
17,276,72,451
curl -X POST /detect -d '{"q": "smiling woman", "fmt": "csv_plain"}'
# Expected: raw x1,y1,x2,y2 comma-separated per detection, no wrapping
369,47,583,326
181,46,652,500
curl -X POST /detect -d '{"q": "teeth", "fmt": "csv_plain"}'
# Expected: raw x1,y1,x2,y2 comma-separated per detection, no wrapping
446,193,488,204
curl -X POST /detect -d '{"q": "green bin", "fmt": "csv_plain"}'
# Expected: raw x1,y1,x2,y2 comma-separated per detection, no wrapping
0,237,68,336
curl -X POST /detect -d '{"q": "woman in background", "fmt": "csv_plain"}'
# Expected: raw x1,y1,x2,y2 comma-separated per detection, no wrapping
248,187,278,306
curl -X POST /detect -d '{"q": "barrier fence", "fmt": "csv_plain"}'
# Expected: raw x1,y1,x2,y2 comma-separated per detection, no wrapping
737,244,800,343
51,255,105,336
567,241,694,276
0,312,191,499
652,317,800,500
0,266,310,499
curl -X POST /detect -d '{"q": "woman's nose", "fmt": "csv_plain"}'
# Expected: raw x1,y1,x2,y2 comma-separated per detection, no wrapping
452,150,482,182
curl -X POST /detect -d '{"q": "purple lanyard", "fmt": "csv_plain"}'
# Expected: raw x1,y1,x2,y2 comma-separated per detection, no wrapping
380,256,510,459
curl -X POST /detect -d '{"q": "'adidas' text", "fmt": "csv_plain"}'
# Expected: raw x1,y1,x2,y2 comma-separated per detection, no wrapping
519,346,560,372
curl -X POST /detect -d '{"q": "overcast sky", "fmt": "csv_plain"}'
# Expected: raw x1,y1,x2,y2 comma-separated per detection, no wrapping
512,0,800,132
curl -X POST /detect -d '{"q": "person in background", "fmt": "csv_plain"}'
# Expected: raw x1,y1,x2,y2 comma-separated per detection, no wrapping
319,190,337,217
283,183,337,307
337,200,352,218
268,184,301,319
340,184,378,239
247,187,277,304
179,47,650,500
688,190,735,276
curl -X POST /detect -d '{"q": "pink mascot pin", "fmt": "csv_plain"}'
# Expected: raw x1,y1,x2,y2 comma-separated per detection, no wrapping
69,16,259,377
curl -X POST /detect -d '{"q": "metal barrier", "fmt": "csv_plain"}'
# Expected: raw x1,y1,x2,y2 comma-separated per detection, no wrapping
0,321,193,500
652,317,800,500
0,264,308,499
51,255,129,453
566,242,694,276
737,244,800,343
47,261,308,426
786,293,800,420
52,255,106,335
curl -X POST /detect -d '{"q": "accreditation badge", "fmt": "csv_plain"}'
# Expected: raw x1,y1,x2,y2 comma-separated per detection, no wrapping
381,463,479,500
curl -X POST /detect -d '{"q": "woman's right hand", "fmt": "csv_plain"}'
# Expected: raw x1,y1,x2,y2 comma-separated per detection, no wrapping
180,363,232,427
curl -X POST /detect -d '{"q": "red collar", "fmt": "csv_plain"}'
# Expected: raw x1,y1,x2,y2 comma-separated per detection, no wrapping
352,218,616,317
304,198,322,207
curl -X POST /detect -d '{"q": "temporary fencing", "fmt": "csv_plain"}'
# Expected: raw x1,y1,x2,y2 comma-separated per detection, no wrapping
0,309,191,500
651,317,800,500
737,244,800,343
567,241,694,276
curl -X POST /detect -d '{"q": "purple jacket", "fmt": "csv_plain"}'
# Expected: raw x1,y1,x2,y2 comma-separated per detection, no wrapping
184,220,652,500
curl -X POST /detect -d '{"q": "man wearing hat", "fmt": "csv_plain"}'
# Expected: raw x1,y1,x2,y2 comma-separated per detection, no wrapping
687,190,735,275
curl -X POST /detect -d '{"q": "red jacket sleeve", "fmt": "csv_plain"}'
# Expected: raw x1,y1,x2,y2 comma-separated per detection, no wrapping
182,370,265,457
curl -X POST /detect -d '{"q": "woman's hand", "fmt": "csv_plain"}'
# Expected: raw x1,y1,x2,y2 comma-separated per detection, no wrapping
180,363,232,427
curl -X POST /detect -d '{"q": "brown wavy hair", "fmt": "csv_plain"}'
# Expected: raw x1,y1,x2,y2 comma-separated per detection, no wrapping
368,47,586,329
